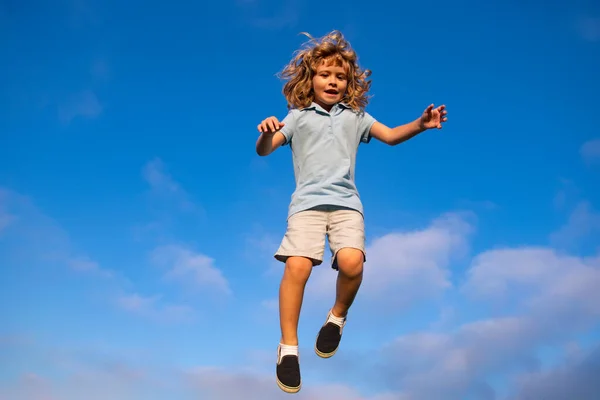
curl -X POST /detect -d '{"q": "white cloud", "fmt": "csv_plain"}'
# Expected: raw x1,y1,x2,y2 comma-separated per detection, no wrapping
362,212,472,294
305,212,473,306
463,246,600,321
463,247,562,298
0,337,400,400
509,345,600,400
151,244,231,295
186,367,401,400
4,239,600,400
580,138,600,165
364,237,600,400
462,246,600,335
251,205,599,399
377,315,553,399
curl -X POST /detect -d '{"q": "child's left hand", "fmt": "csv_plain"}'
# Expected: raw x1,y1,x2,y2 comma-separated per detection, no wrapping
420,104,447,130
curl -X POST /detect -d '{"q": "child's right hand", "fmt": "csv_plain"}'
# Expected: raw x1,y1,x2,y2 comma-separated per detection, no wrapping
258,116,285,135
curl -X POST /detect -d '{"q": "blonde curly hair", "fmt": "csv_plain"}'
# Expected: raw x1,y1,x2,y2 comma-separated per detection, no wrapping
278,30,372,111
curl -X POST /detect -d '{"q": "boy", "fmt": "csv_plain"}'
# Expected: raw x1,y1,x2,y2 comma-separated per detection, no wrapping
255,30,447,393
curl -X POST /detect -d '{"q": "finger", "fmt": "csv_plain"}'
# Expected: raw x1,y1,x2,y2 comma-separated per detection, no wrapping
268,120,277,132
258,123,263,133
272,118,282,130
425,104,434,113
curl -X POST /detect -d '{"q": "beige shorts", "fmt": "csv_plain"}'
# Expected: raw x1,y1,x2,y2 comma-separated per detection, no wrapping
274,205,366,269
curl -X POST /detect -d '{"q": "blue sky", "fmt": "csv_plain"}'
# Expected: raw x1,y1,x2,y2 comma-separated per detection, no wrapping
1,0,600,398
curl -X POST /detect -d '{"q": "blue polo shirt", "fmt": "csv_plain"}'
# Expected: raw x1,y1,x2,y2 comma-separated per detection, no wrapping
279,102,377,218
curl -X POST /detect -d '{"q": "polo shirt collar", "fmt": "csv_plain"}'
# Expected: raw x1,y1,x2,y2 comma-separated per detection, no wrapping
300,101,350,113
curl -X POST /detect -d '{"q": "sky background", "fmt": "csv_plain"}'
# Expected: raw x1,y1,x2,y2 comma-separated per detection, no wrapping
1,0,600,399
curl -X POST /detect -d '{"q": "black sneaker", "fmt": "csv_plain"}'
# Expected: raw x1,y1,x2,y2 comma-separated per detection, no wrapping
314,311,346,358
276,345,301,393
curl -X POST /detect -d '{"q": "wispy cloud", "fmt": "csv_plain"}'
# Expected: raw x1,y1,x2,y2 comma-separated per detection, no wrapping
577,16,600,42
0,187,112,278
134,158,204,243
243,225,282,277
550,201,600,251
115,293,194,323
0,186,201,325
68,256,113,279
91,58,111,82
68,0,104,28
260,298,278,312
0,204,16,234
57,89,103,124
553,178,581,210
581,138,600,165
236,0,302,30
151,244,231,296
142,158,199,214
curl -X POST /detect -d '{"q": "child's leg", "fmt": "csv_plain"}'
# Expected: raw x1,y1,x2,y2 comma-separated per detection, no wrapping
275,209,328,343
328,208,366,317
331,247,364,318
279,256,313,345
274,209,327,392
315,208,365,358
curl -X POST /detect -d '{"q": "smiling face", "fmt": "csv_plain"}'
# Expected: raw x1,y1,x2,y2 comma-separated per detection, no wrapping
311,60,348,111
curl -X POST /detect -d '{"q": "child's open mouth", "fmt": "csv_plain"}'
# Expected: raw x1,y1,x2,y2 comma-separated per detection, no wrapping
324,90,338,95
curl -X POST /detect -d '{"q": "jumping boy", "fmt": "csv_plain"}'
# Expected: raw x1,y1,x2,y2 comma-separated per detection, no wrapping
255,30,447,393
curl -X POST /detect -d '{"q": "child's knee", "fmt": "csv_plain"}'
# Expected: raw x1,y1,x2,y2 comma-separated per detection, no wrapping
283,256,313,282
335,248,364,278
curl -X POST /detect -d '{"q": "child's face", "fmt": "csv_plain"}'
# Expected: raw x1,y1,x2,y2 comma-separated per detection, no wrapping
312,61,348,110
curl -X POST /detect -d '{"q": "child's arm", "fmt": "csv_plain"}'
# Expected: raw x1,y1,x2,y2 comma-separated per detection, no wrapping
370,104,447,146
256,116,287,156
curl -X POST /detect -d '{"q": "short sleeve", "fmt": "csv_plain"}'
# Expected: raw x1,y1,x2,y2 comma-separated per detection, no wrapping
358,111,377,144
278,110,297,146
